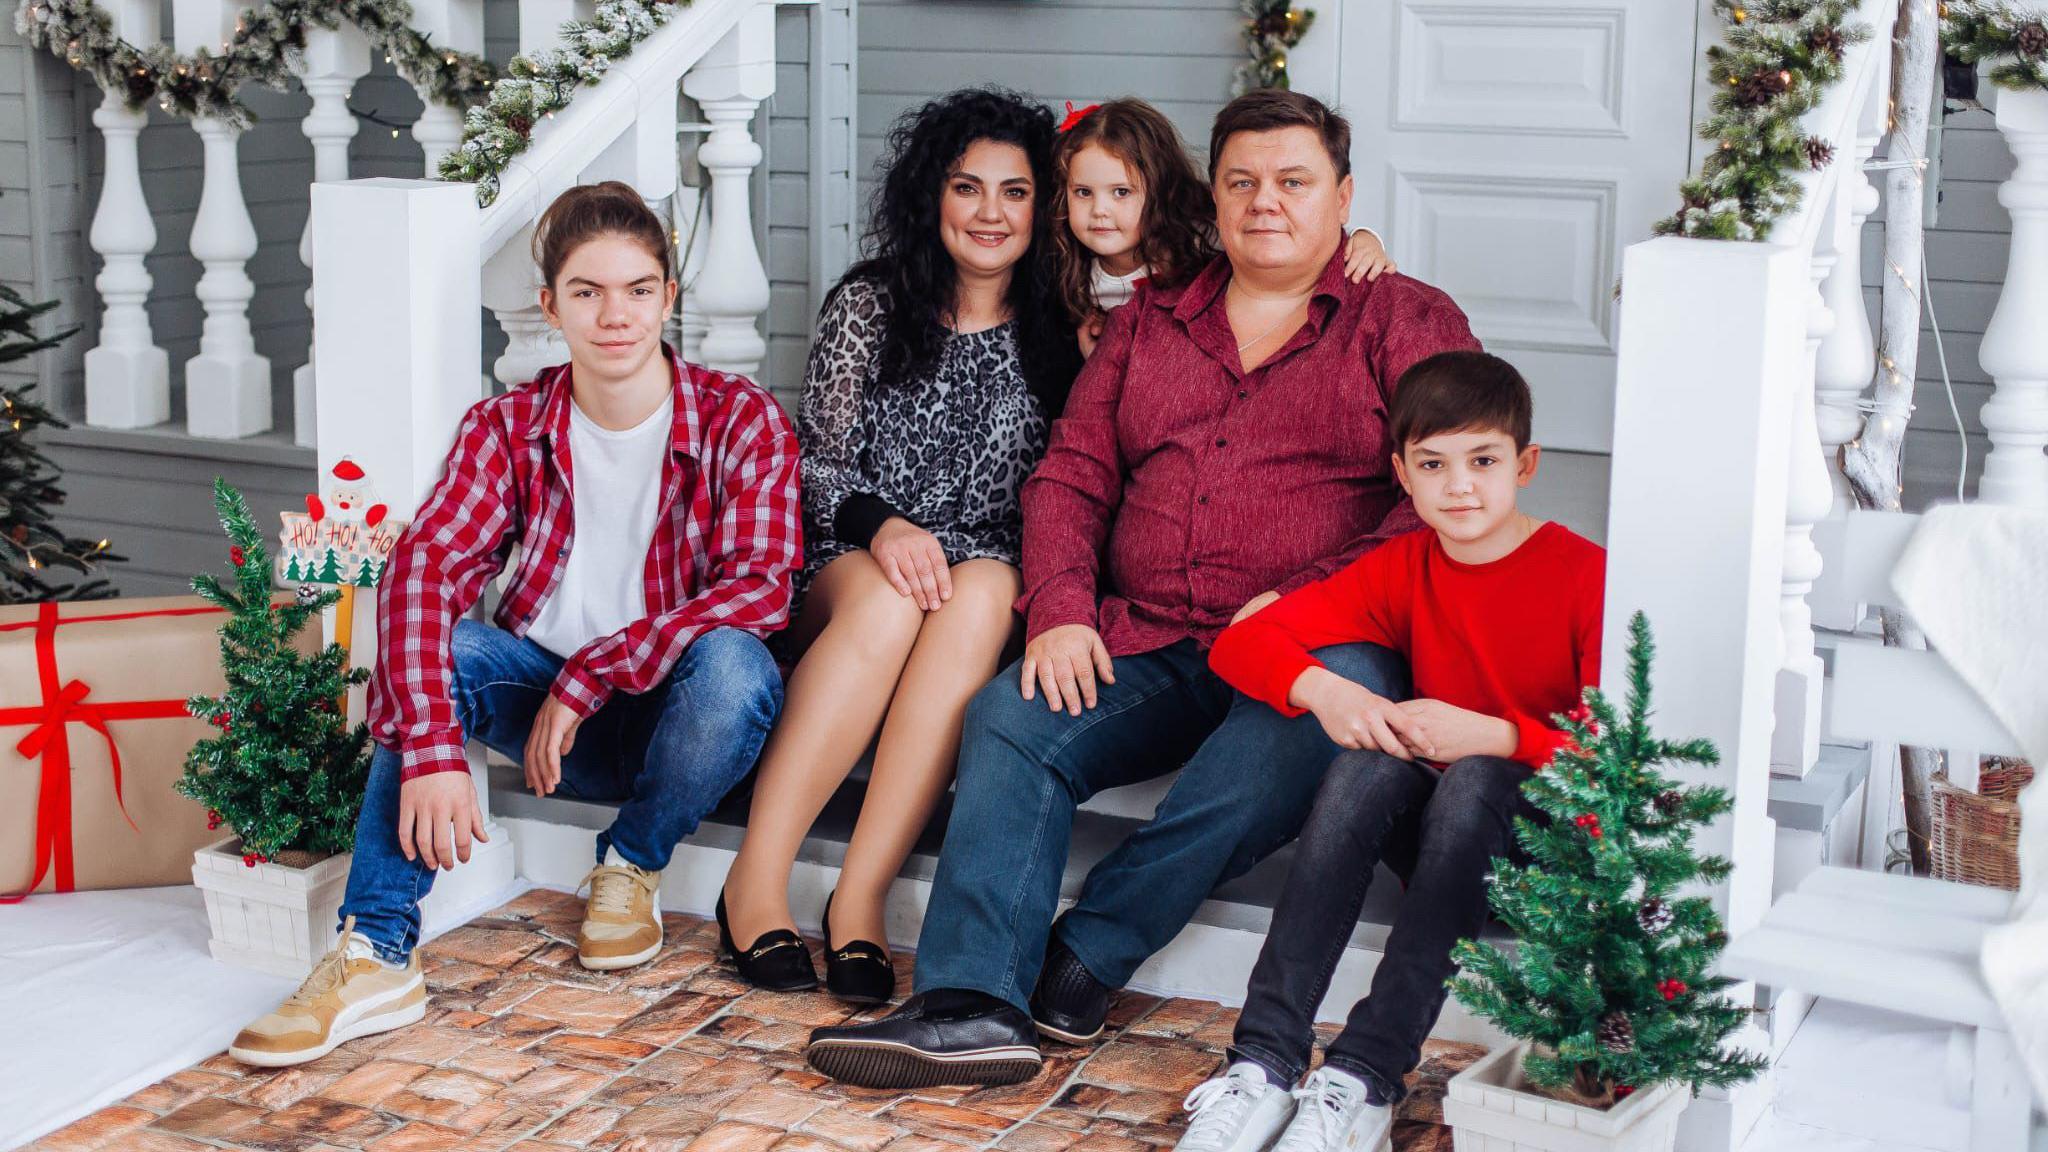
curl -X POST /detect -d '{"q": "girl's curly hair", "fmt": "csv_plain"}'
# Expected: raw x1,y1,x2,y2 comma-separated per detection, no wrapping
1050,98,1218,327
833,87,1080,413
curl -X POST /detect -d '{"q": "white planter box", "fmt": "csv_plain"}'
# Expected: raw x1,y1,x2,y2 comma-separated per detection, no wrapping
1443,1042,1689,1152
191,838,353,979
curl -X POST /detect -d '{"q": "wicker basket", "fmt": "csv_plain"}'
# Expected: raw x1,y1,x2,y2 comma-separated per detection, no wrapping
1928,758,2033,890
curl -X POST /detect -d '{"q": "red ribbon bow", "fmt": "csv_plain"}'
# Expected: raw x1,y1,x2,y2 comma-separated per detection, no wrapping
1058,101,1102,133
0,601,219,902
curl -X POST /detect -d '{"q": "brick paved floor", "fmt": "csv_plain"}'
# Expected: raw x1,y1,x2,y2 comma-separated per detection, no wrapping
31,890,1483,1152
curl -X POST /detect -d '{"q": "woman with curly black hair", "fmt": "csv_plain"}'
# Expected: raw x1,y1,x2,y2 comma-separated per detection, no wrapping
717,87,1080,1001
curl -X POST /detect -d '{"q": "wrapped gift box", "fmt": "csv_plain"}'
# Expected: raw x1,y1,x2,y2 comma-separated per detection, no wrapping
0,594,313,898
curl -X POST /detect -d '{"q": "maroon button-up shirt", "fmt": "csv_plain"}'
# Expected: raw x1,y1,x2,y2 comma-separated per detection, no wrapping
1017,244,1480,656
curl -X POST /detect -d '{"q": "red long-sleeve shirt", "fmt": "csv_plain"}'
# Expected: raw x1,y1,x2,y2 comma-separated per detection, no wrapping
1208,523,1605,769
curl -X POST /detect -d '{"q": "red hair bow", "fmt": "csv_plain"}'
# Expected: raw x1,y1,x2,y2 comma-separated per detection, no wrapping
1057,101,1101,133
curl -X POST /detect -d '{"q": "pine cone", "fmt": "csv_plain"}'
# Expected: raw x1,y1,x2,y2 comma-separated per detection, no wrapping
1734,68,1792,107
1809,25,1846,62
508,113,534,137
1598,1011,1635,1054
1255,8,1294,37
2018,21,2048,58
1805,136,1835,170
1638,897,1675,934
1654,790,1683,816
295,583,321,605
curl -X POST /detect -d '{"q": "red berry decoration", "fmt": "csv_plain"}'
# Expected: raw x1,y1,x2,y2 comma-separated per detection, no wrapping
206,810,222,831
212,712,231,730
229,544,246,567
1658,978,1689,1001
1614,1085,1636,1100
241,852,257,867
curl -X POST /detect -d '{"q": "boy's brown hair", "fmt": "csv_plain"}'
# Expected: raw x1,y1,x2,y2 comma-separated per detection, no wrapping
1388,350,1533,452
532,180,674,290
1050,98,1217,326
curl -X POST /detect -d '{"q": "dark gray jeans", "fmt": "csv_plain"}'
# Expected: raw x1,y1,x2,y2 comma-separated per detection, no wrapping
1229,750,1539,1103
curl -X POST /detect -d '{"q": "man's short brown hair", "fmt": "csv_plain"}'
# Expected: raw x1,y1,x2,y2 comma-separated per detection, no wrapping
1208,89,1351,182
1389,351,1533,452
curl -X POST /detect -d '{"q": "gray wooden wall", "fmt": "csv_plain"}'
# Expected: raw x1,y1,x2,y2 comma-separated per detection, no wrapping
0,0,2029,591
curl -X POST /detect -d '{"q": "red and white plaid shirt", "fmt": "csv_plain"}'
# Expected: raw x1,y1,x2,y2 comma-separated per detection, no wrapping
368,348,802,780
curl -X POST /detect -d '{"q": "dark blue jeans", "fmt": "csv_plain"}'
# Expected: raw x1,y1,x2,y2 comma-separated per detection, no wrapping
911,639,1410,1010
1229,751,1539,1103
339,619,782,961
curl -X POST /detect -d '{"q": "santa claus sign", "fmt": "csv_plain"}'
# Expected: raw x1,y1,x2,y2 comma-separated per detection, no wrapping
278,458,409,587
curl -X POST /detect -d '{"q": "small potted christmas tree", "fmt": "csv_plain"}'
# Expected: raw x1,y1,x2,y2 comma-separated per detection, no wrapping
180,479,374,977
1442,612,1767,1152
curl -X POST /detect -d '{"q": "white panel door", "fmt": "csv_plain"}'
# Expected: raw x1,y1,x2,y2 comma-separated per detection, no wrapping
1296,0,1700,453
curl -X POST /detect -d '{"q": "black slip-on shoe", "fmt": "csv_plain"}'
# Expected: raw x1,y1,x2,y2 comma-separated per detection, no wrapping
716,890,820,992
821,891,895,1005
1030,934,1113,1044
805,989,1042,1088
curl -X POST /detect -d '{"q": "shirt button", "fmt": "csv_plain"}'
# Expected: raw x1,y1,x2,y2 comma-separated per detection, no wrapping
1215,437,1228,448
1237,389,1248,400
1197,495,1210,506
1190,559,1202,570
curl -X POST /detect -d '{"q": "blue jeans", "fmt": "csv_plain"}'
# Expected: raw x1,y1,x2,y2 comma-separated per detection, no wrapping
911,639,1410,1010
340,619,782,961
1229,752,1539,1103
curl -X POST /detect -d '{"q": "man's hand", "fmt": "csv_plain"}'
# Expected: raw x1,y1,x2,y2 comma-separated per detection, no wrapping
1021,623,1115,715
523,694,584,798
397,770,489,870
1231,590,1280,625
1078,312,1107,359
1290,666,1432,759
871,517,952,611
1397,699,1518,763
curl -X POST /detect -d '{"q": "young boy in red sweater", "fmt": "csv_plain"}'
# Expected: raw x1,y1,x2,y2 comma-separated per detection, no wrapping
1173,351,1604,1152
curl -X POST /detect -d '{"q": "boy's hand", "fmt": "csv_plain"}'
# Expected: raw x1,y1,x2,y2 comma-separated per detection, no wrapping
1397,699,1518,763
1021,623,1115,715
1231,590,1280,625
1343,230,1396,283
398,771,489,870
1292,666,1432,759
524,694,584,798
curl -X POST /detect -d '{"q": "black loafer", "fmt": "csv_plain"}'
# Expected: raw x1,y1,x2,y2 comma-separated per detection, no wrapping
821,891,895,1005
1030,932,1112,1044
806,989,1041,1088
716,890,819,992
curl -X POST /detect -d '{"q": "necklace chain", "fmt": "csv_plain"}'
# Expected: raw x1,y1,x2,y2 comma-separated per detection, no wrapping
1228,283,1309,352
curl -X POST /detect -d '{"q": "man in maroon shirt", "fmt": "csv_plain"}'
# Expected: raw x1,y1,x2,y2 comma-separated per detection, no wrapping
806,90,1479,1090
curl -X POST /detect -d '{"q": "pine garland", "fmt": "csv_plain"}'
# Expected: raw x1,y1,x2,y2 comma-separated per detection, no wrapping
1232,0,1314,96
0,284,123,603
1448,612,1769,1103
177,479,372,863
436,0,686,206
1945,2,2048,92
14,0,496,129
1656,0,1870,241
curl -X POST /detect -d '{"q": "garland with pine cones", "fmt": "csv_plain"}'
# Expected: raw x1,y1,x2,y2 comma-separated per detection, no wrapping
1944,1,2048,91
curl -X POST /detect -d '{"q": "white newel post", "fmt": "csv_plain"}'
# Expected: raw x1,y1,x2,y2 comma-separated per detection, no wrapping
293,25,373,448
1607,238,1801,1152
311,178,515,929
407,0,485,174
1814,105,1881,516
682,4,775,378
1771,190,1841,780
1977,87,2048,507
482,224,564,389
173,0,270,438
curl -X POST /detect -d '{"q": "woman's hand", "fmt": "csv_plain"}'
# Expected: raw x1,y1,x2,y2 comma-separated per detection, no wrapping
1291,667,1431,759
1343,230,1396,283
871,516,953,610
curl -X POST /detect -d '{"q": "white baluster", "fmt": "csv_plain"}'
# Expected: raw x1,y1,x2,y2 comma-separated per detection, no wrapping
517,0,593,55
82,0,168,429
1814,86,1883,513
292,25,373,448
406,0,485,174
482,222,565,389
173,0,269,438
1978,87,2048,506
674,183,710,363
683,5,776,378
1772,188,1840,779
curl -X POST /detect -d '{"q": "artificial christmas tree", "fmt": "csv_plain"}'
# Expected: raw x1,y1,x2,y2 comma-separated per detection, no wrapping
180,479,375,975
1441,611,1766,1152
0,284,123,603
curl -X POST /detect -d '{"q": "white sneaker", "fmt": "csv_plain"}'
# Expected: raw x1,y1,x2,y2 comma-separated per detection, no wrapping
1272,1068,1393,1152
1175,1062,1296,1152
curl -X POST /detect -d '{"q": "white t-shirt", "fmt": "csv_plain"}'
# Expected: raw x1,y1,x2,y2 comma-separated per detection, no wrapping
524,395,673,660
1090,260,1151,312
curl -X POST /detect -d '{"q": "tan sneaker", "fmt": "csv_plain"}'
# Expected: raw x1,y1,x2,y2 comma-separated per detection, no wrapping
228,916,425,1067
578,858,663,970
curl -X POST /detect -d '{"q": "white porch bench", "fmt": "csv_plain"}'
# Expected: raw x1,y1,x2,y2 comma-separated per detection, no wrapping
1722,509,2037,1151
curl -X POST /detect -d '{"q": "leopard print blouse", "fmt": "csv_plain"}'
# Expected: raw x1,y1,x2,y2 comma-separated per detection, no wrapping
797,276,1050,596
